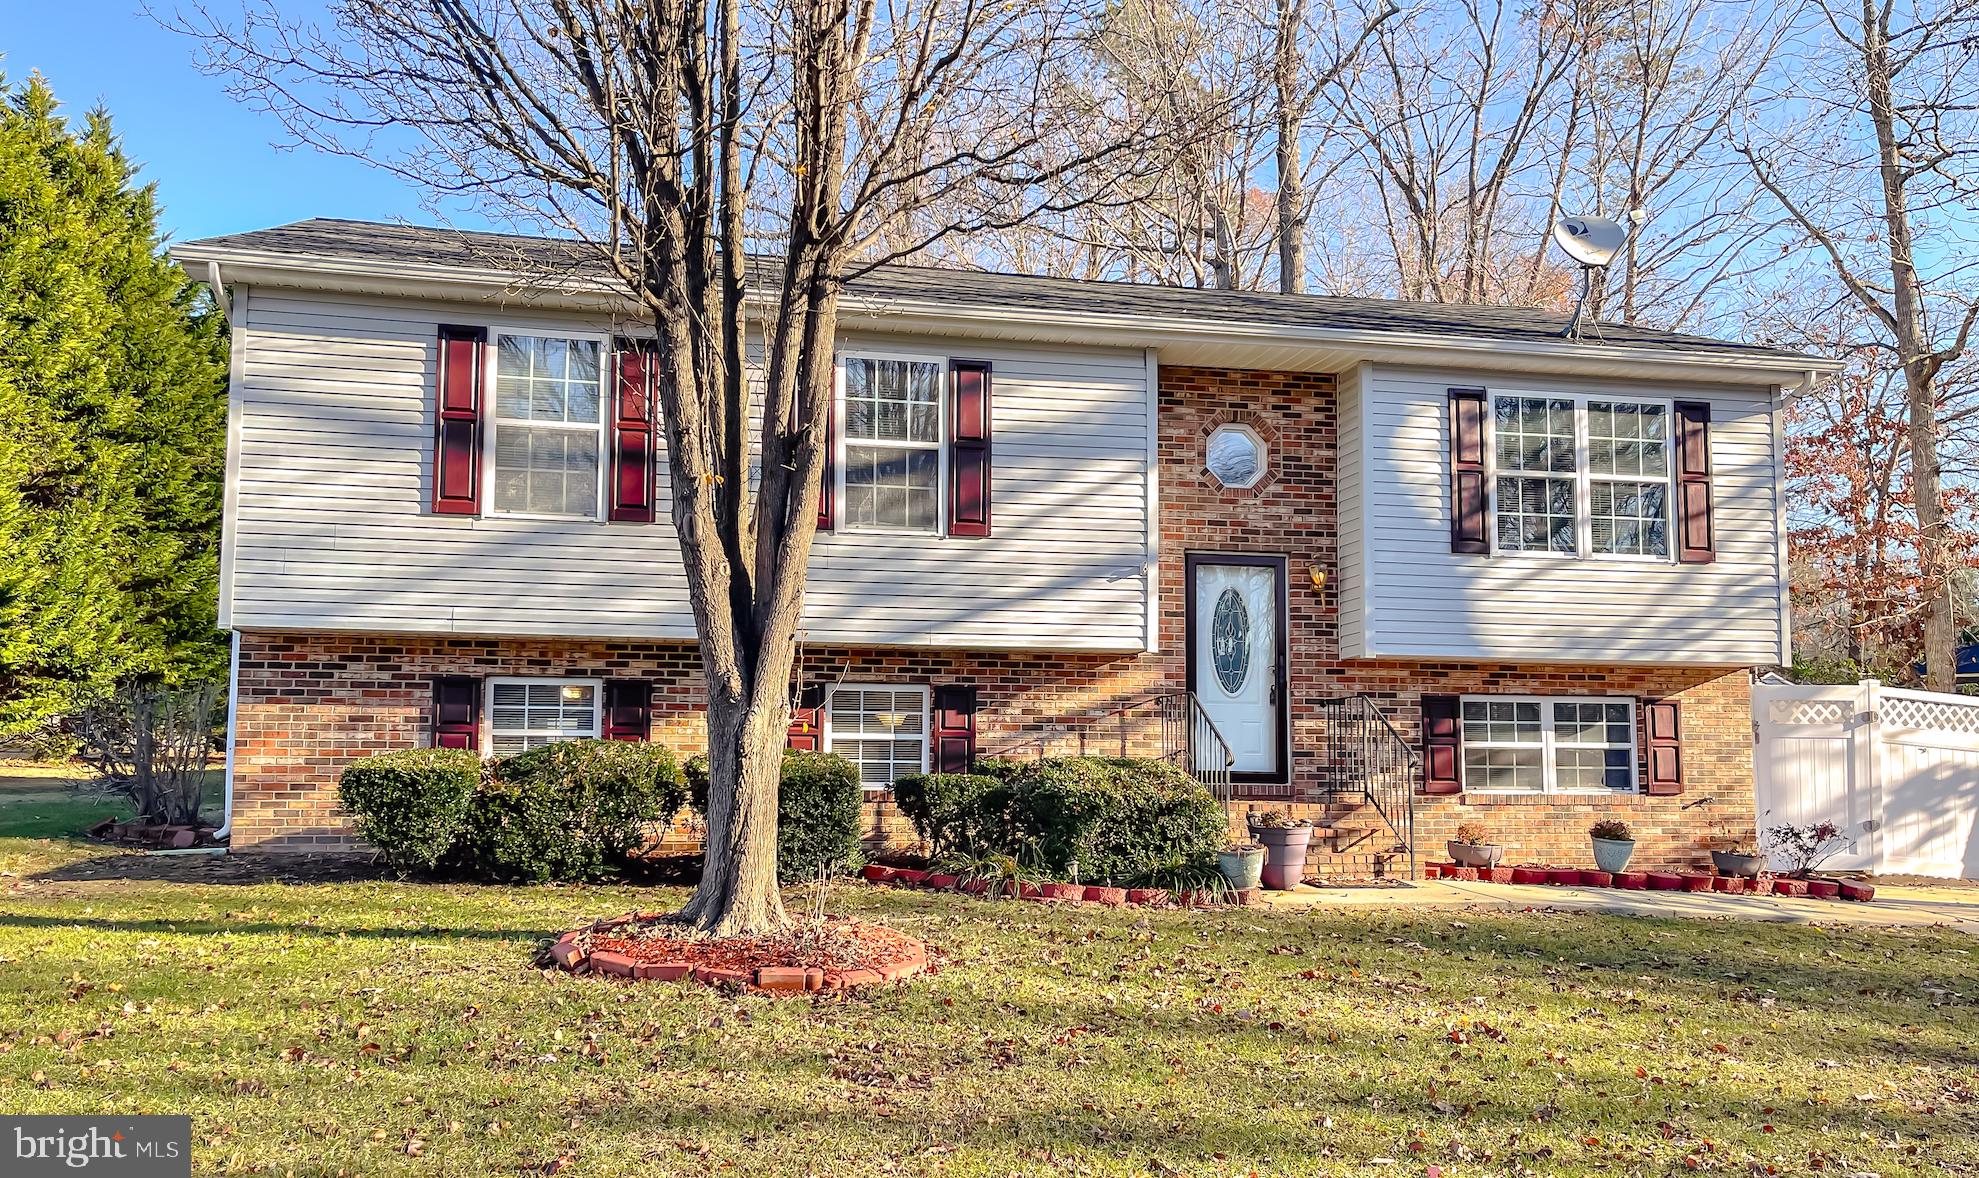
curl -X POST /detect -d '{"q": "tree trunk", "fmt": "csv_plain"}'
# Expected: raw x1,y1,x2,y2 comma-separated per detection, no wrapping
1860,0,1955,689
677,687,791,937
1273,0,1305,295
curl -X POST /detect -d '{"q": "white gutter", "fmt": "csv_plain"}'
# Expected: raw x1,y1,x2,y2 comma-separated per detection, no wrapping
169,243,1845,384
212,628,240,843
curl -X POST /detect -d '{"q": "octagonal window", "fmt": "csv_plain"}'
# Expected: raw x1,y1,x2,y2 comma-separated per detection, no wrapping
1205,425,1265,489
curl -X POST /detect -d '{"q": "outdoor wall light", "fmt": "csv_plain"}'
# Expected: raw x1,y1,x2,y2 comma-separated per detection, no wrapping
1307,564,1326,591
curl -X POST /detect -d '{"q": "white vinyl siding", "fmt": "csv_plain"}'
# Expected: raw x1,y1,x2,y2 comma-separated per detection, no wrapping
825,685,930,790
486,678,601,756
224,290,1153,650
1461,695,1637,794
1341,364,1786,665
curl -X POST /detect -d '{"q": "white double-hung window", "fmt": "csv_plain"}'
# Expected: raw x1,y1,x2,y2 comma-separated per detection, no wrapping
1491,392,1672,559
840,355,944,533
486,678,602,756
488,333,607,518
825,684,930,790
1460,695,1637,793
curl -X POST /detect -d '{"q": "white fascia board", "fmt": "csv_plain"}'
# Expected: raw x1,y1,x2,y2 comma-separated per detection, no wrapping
170,244,1845,386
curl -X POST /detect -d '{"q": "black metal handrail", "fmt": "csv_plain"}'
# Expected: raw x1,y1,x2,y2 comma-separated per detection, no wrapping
1135,691,1236,806
1315,695,1418,878
979,692,1235,806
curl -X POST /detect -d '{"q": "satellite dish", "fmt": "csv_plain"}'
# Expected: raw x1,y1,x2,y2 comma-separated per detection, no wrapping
1552,215,1629,268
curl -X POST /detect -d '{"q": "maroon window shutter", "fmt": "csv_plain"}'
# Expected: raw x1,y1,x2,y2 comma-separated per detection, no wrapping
949,360,992,538
1448,388,1488,554
432,676,481,750
609,342,657,523
433,325,487,515
1673,400,1714,563
788,684,826,751
1421,694,1463,794
1644,700,1684,795
932,685,978,773
604,681,652,742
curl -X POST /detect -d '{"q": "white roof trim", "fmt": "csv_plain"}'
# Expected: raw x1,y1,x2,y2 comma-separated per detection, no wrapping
171,242,1843,386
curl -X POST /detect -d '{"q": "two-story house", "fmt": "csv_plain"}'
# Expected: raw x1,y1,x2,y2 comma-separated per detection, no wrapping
172,219,1837,873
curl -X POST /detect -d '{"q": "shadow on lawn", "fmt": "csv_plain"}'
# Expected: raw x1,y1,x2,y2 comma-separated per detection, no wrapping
27,847,704,887
0,910,555,944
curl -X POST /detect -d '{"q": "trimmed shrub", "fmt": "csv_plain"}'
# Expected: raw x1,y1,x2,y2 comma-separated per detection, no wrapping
1003,757,1225,885
892,772,1000,854
462,740,685,882
920,757,1224,885
337,748,482,872
777,751,864,882
686,749,865,883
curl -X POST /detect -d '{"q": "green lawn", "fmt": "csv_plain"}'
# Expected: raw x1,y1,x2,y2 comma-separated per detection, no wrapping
0,827,1974,1175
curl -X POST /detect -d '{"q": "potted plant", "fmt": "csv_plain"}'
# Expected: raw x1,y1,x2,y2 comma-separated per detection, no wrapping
1710,824,1768,879
1248,808,1314,890
1588,819,1636,873
1216,839,1265,892
1760,821,1848,879
1445,822,1503,869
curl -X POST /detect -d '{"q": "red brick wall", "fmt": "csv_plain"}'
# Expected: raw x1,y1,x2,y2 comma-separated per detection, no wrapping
228,364,1757,870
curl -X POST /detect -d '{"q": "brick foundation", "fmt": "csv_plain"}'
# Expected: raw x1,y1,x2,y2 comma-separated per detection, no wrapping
227,364,1758,870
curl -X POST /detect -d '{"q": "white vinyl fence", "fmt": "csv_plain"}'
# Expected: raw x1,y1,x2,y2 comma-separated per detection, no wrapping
1753,679,1979,879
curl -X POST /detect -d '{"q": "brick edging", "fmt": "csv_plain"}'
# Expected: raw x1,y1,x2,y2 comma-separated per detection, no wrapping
1427,863,1874,902
544,913,932,991
860,863,1264,908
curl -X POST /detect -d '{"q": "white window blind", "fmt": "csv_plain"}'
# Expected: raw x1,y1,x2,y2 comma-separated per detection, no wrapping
487,679,601,756
826,685,929,790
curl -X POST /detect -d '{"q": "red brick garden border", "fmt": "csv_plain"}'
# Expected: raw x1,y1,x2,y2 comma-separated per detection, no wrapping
545,913,932,992
1427,863,1874,902
858,864,1266,908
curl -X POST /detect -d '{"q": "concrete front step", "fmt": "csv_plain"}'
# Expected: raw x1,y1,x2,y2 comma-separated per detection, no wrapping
1226,797,1417,879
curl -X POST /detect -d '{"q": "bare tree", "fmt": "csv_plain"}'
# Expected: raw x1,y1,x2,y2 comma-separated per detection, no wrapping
1320,0,1590,304
1555,0,1791,329
1738,0,1979,690
176,0,1153,935
1268,0,1396,292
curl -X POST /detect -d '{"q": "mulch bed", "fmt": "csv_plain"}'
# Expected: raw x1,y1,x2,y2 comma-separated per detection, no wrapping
548,913,931,993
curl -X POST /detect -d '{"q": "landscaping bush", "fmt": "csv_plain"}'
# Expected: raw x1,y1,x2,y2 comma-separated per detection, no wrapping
462,740,685,882
916,756,1224,885
999,757,1226,885
338,748,483,872
685,750,865,883
892,771,1001,854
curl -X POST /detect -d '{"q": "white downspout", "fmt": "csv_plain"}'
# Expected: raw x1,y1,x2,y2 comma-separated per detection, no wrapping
208,258,237,844
213,629,240,842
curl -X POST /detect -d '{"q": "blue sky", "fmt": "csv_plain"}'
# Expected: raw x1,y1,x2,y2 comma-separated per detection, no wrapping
6,2,489,243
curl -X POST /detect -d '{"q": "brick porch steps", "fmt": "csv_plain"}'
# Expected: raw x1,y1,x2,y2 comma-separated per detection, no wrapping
1231,797,1418,881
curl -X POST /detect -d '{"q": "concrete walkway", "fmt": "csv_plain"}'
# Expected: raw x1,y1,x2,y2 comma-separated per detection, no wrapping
1256,879,1979,932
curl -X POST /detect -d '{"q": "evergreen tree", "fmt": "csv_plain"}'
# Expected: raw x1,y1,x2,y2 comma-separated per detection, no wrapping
0,73,227,743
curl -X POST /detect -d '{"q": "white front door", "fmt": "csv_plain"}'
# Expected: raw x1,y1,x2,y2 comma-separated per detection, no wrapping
1192,560,1281,776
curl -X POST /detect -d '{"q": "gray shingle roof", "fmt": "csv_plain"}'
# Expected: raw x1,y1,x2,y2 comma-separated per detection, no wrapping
182,218,1817,362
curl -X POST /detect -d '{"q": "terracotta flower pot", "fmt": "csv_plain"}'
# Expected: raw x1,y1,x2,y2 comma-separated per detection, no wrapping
1257,826,1313,890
